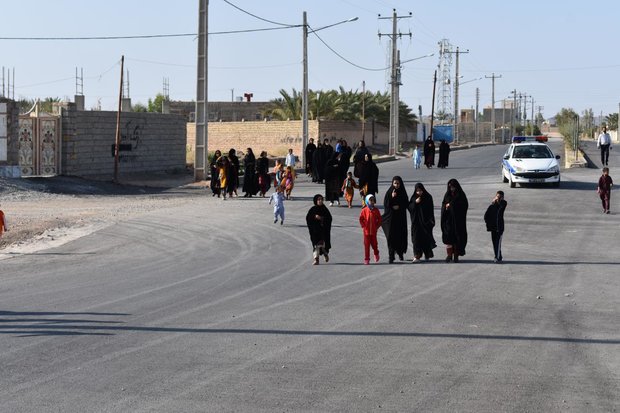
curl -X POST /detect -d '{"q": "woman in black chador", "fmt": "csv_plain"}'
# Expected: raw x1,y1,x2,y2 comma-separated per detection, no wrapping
381,176,409,263
438,140,450,168
256,151,271,197
324,152,343,206
408,182,437,262
227,148,240,197
209,149,222,197
306,194,333,265
424,135,436,168
242,148,258,197
358,153,379,205
440,178,468,262
312,142,325,184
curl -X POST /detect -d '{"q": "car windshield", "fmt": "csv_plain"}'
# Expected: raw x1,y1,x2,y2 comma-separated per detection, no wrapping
513,145,553,159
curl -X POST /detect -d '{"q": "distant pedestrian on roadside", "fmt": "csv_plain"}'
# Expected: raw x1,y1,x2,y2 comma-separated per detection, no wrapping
359,194,382,265
0,204,8,240
358,153,379,207
256,151,271,197
440,178,468,263
281,166,296,200
209,150,223,197
269,185,285,225
341,171,359,208
424,135,436,168
597,167,613,214
597,126,612,166
305,138,316,177
285,148,296,168
228,148,240,197
412,144,422,169
242,148,258,198
483,190,507,263
438,140,451,168
216,155,230,200
306,194,332,265
325,153,342,206
353,140,370,178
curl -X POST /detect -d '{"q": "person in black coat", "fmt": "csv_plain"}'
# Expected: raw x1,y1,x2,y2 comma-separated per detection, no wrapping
209,150,222,197
408,182,437,262
305,138,317,177
483,190,507,263
312,142,325,184
438,140,450,168
424,135,436,168
242,148,258,197
227,148,240,197
306,194,333,265
324,153,343,206
358,153,379,205
256,151,271,197
441,178,468,262
353,140,370,178
382,176,409,263
339,140,353,187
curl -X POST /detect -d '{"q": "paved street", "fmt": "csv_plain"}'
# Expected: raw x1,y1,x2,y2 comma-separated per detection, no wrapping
1,138,619,412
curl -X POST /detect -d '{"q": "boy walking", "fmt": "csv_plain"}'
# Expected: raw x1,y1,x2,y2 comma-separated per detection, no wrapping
269,186,285,225
359,194,382,264
483,191,507,263
412,144,422,169
597,167,613,214
341,171,359,208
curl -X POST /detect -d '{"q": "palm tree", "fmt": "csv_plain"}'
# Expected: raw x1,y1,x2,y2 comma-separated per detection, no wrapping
262,89,302,120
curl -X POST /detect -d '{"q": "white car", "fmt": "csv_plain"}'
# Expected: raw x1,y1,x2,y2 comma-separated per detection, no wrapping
502,136,561,188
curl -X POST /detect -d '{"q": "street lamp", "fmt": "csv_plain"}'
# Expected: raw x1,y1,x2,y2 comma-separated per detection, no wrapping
302,14,358,167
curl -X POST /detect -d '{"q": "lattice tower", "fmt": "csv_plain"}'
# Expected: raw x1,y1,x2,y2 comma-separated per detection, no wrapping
437,39,453,122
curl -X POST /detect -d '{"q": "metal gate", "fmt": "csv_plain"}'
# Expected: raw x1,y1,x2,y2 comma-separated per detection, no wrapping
18,115,61,176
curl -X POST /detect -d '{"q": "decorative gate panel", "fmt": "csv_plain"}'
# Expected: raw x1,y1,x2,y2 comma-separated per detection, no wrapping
18,115,60,176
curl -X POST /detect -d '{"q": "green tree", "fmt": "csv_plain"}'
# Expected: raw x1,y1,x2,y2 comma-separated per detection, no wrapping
605,113,618,130
132,102,148,113
147,94,166,113
555,108,579,150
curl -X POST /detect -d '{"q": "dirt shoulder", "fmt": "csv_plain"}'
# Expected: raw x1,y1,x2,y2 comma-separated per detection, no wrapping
0,173,206,257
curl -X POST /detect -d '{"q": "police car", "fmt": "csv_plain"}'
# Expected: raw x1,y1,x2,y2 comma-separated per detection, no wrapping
501,136,561,188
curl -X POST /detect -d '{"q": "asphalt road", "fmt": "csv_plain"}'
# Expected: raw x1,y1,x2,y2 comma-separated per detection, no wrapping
1,138,619,412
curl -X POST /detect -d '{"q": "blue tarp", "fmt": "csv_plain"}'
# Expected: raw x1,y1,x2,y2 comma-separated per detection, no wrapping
432,125,453,143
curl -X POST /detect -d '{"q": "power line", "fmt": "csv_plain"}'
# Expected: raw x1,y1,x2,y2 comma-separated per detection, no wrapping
309,26,387,71
222,0,297,27
0,33,195,41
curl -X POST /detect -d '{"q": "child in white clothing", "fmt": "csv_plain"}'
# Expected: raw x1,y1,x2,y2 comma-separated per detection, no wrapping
269,186,285,225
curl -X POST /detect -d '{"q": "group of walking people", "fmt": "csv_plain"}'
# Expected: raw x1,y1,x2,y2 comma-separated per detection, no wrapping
306,177,508,266
413,135,451,169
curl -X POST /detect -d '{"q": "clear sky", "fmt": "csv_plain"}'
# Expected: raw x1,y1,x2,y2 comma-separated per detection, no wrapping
1,0,619,121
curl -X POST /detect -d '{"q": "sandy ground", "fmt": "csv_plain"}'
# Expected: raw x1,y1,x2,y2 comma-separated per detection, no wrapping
0,173,205,260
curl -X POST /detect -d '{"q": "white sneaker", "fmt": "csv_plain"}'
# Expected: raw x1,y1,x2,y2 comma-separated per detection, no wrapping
336,200,340,206
329,202,333,206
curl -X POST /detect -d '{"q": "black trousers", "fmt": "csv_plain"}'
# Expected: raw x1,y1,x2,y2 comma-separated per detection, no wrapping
600,144,610,165
491,231,503,261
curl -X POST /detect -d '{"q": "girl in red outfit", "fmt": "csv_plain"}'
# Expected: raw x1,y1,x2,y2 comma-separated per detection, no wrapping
359,194,382,265
597,167,613,214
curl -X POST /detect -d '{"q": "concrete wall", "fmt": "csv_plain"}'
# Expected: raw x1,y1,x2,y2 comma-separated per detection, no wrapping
0,98,20,177
61,105,186,177
186,119,415,164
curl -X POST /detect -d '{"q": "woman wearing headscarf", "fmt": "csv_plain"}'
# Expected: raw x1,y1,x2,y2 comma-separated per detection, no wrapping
358,153,379,206
306,194,333,265
440,178,468,262
424,135,436,168
227,148,240,197
324,152,343,206
438,140,450,169
381,176,409,263
216,155,230,200
242,148,258,197
256,151,271,197
353,140,370,178
408,182,437,262
209,150,222,197
312,142,325,184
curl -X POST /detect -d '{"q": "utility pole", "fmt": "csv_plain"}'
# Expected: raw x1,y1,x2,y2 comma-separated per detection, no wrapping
510,89,517,138
430,70,437,138
361,80,366,139
475,87,480,143
485,73,501,143
302,11,309,166
502,99,506,144
195,0,208,181
379,9,412,155
530,97,535,134
114,56,125,184
452,47,469,144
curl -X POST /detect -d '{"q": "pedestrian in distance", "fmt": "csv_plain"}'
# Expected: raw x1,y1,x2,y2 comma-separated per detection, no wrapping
597,126,612,166
306,194,332,265
305,138,316,177
285,148,296,168
412,144,422,169
0,203,8,241
408,182,437,262
438,140,451,168
269,185,285,225
216,155,230,200
227,148,240,197
483,190,507,263
597,167,613,214
381,176,409,263
256,151,271,197
424,135,436,168
281,166,296,200
209,150,223,197
359,194,382,265
325,152,342,206
440,178,468,263
341,171,359,208
358,153,379,207
242,148,258,198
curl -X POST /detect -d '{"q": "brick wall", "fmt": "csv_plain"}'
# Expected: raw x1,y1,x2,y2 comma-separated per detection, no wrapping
62,105,186,177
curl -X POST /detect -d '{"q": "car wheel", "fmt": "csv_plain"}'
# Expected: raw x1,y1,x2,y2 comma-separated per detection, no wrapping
509,174,516,188
502,170,508,183
552,178,560,188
